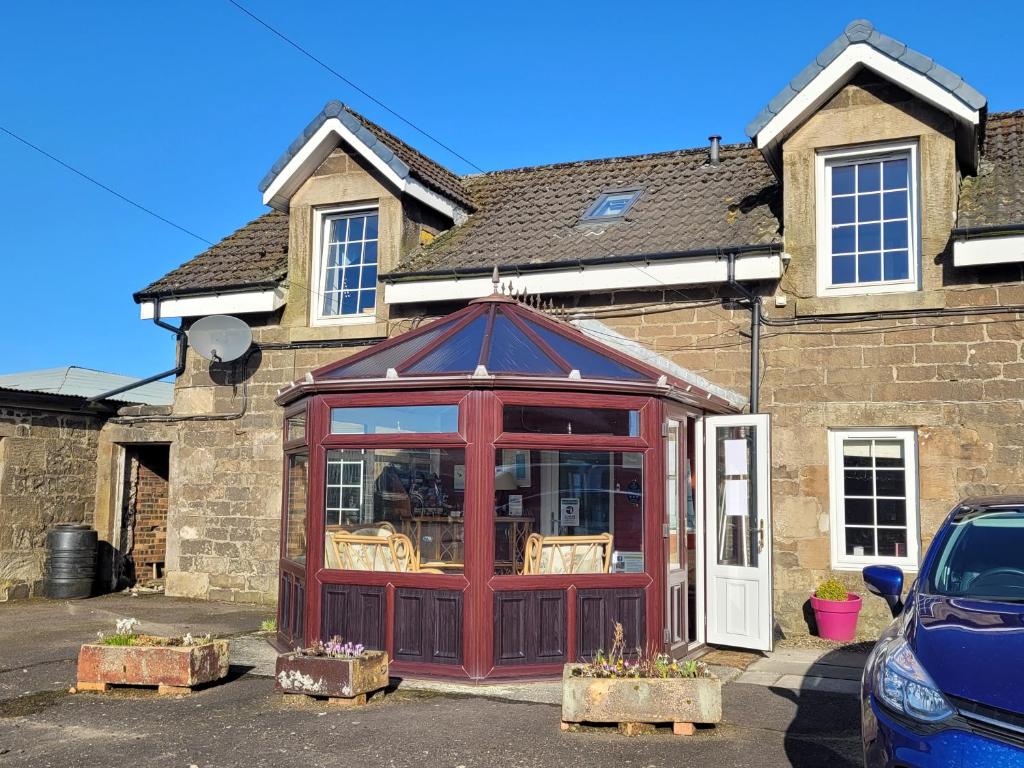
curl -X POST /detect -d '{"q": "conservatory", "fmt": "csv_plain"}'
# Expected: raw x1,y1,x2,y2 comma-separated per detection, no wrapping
274,292,770,679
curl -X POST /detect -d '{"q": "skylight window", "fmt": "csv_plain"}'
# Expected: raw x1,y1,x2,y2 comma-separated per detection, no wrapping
582,189,642,221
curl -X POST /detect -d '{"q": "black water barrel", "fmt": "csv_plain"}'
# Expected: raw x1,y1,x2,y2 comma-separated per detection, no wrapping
45,524,97,599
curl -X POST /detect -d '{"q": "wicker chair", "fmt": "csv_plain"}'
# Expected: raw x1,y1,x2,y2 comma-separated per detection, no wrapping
521,532,614,575
327,531,443,573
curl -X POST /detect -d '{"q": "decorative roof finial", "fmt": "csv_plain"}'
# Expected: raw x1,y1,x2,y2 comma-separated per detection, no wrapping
491,265,500,295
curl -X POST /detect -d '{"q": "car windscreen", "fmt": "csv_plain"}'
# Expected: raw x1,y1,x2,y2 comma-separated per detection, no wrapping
926,507,1024,602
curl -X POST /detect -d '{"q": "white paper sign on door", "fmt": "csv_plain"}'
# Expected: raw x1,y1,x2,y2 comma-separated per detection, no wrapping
724,439,748,476
724,479,749,517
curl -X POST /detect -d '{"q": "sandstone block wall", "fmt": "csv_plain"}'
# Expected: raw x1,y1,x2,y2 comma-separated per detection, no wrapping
0,402,103,600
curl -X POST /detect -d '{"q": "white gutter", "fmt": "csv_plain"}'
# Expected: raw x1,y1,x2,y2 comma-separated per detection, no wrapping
384,252,784,305
953,235,1024,267
139,287,286,319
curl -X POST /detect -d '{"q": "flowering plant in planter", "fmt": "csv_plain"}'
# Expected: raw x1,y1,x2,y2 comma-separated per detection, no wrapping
811,578,863,642
94,618,212,648
275,636,388,704
570,624,710,680
78,618,228,694
562,623,721,735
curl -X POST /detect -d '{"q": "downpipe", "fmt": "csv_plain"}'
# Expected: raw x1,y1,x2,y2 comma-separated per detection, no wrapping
87,303,186,404
727,254,761,414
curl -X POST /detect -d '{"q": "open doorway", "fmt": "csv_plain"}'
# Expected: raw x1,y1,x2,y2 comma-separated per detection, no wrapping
114,444,170,589
665,411,704,657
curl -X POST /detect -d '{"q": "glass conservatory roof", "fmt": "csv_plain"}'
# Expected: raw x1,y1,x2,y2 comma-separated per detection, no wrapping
318,295,659,382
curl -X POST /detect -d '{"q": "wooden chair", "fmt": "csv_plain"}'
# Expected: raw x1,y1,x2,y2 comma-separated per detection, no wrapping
521,533,614,575
327,531,443,574
351,522,396,537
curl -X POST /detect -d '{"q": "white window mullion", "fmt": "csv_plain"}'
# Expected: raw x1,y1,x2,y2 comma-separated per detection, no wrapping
311,204,380,327
828,429,919,571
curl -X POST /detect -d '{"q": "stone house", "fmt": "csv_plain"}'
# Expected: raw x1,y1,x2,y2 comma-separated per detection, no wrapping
0,367,172,600
105,18,1024,651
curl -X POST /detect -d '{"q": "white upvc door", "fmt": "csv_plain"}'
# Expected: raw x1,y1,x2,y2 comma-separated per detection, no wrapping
703,414,773,651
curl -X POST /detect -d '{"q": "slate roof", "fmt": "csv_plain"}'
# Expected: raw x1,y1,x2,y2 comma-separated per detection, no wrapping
957,111,1024,229
135,103,1024,301
258,100,475,211
746,19,986,140
0,366,174,405
392,142,782,276
135,210,289,300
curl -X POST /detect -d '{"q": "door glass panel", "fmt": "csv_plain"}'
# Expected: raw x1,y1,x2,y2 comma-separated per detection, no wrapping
685,417,698,643
715,425,758,567
666,420,681,571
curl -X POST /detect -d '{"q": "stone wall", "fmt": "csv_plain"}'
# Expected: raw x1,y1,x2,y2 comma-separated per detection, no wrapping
0,400,103,600
128,84,1024,644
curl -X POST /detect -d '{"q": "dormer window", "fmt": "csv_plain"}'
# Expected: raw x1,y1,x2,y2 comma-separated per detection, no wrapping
816,142,918,296
582,189,642,221
312,205,379,325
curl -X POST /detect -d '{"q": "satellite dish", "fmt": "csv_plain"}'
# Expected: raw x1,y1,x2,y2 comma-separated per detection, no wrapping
187,315,252,363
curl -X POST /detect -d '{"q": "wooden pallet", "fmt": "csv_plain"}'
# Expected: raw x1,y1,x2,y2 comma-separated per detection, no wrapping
75,681,195,696
560,720,696,736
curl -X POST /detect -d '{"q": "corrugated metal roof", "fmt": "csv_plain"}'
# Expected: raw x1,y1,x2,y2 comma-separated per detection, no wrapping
0,366,174,406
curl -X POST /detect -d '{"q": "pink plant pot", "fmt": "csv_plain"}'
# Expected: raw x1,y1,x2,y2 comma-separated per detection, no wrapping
810,593,862,642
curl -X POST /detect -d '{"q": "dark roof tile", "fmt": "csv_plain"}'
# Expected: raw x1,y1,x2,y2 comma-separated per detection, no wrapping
957,111,1024,229
391,142,781,275
134,210,289,300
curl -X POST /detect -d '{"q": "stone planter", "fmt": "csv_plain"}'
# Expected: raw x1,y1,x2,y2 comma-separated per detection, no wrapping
275,650,389,705
561,665,721,735
77,637,230,694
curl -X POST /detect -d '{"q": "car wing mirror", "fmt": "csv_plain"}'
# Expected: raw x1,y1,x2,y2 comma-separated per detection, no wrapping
863,565,904,617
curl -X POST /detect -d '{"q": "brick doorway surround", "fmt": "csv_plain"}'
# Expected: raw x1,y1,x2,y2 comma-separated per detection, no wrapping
116,444,170,587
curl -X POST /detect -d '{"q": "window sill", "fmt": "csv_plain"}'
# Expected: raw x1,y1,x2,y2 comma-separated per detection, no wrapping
797,291,943,317
311,314,379,328
830,560,918,574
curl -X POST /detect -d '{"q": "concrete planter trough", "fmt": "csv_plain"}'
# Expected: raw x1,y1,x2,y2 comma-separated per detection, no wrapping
77,637,230,695
275,650,389,706
561,664,722,735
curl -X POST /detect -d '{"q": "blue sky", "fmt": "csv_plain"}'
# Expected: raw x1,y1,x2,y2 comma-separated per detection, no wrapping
1,1,1020,378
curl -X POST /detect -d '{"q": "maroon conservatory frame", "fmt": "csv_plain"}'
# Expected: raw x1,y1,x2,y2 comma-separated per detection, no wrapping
274,295,735,680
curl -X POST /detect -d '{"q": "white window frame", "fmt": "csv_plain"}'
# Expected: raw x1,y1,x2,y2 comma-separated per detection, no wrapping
816,141,920,297
310,203,380,327
828,428,920,571
325,455,364,527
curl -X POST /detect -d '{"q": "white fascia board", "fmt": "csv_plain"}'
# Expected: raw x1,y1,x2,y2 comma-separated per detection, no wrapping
384,252,782,304
261,118,465,223
755,44,980,149
953,235,1024,267
139,287,286,319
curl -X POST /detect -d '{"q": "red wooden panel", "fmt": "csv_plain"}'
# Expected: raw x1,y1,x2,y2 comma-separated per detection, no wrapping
492,590,566,667
576,588,645,660
321,583,386,650
394,588,463,666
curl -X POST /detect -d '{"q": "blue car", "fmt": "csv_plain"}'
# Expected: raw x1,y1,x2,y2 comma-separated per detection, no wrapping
862,497,1024,766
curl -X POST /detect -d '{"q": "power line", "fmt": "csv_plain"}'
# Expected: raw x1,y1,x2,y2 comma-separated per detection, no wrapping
0,124,214,246
226,0,753,329
225,0,484,174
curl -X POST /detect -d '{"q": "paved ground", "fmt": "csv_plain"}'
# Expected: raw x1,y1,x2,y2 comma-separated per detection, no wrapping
734,646,866,695
0,595,864,768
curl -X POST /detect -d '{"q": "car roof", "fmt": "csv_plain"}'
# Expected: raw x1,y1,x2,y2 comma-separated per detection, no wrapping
958,496,1024,508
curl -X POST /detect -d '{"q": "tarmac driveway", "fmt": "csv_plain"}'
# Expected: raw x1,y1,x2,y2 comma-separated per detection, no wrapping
0,595,862,768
